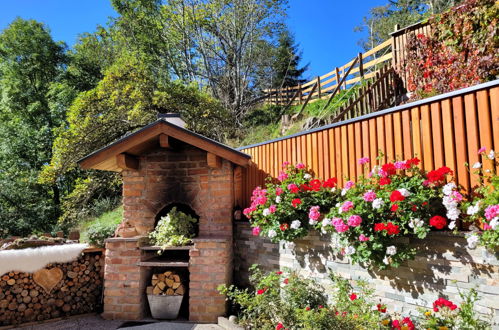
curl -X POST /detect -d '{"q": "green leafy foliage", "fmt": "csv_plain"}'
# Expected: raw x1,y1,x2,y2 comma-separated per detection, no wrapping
405,0,498,99
79,205,123,246
0,18,67,236
148,207,197,250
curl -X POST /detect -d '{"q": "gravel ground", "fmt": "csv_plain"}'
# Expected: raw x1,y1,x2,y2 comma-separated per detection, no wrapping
14,314,222,330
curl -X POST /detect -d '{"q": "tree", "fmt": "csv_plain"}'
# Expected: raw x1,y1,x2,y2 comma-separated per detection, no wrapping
271,30,308,88
354,0,462,51
0,18,67,236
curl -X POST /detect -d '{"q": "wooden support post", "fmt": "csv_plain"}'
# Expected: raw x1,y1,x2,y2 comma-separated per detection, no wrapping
116,153,139,171
317,76,322,99
335,67,341,90
207,152,222,168
159,134,170,149
358,52,364,79
298,84,302,104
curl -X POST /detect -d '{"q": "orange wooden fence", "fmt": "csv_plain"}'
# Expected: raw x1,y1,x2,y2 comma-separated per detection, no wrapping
239,80,499,207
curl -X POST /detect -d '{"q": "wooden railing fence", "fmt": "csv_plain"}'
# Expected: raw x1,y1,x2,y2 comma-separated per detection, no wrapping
239,80,499,209
262,21,433,115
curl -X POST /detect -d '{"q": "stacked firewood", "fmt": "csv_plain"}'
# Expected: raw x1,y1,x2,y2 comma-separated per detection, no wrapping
147,271,184,296
0,252,103,326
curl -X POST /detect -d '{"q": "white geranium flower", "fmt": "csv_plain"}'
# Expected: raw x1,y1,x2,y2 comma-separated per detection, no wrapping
322,218,332,227
442,182,456,196
467,204,480,215
262,208,271,216
488,150,495,160
383,257,390,265
446,207,461,221
472,162,482,169
466,234,479,249
442,196,458,209
268,229,277,238
304,173,312,180
409,218,424,229
341,188,348,196
275,196,281,204
372,198,384,209
331,187,336,192
290,220,301,229
448,221,456,230
309,219,318,225
490,217,498,230
386,245,397,255
344,246,356,255
397,188,411,197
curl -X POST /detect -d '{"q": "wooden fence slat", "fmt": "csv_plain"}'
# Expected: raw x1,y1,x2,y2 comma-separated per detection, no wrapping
490,87,499,173
328,129,336,179
369,118,378,166
385,114,395,161
393,112,403,159
452,96,470,193
354,122,362,180
376,116,386,164
318,131,324,179
477,90,493,175
334,127,342,184
401,110,413,160
441,99,456,176
421,105,434,171
361,121,370,175
347,124,356,180
464,93,480,189
430,102,444,169
323,130,330,179
341,126,349,183
411,107,423,169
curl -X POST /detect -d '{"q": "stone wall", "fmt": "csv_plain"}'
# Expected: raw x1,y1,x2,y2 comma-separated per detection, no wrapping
234,222,499,326
0,249,104,327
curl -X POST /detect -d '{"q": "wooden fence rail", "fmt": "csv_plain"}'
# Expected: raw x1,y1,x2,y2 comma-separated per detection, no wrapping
239,80,499,208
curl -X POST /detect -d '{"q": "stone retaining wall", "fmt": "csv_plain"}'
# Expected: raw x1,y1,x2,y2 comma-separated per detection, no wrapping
234,222,499,326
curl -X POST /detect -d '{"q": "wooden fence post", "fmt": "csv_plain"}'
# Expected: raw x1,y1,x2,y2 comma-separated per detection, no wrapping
317,76,322,99
298,84,303,105
358,52,364,79
335,67,341,90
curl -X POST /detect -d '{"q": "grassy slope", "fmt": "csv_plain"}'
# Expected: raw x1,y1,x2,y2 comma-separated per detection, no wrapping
79,206,123,243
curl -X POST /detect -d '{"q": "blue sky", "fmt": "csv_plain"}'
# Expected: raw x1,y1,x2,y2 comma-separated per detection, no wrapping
0,0,387,78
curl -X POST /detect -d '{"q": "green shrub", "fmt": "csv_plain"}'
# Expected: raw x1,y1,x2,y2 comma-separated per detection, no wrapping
148,207,197,251
86,222,118,247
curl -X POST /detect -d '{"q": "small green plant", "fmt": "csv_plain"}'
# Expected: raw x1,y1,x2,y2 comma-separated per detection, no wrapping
149,207,197,251
86,222,118,247
419,287,491,330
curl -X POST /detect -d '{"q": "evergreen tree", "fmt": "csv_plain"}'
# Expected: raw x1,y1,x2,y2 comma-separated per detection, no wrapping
272,30,308,88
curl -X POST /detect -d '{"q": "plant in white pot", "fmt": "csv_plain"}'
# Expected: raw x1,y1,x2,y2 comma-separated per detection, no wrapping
149,207,197,252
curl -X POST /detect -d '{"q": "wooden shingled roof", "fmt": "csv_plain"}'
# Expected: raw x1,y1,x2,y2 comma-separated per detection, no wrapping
78,119,250,172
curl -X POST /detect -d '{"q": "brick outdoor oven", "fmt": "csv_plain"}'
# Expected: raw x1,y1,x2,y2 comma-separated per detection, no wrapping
78,114,250,322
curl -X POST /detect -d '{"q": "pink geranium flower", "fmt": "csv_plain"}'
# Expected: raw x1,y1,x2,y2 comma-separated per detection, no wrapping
252,227,261,236
347,215,362,227
341,201,354,212
309,206,321,221
345,181,355,189
358,157,370,165
275,187,283,196
478,146,487,154
484,204,499,221
295,163,306,169
332,218,349,233
278,171,288,182
359,234,370,241
363,190,376,202
269,205,277,213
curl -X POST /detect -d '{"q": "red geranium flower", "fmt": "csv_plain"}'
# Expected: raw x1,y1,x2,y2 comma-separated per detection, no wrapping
349,293,357,301
276,323,284,330
275,271,283,275
429,215,447,230
291,198,302,208
386,222,400,235
280,223,289,231
283,278,289,285
305,306,311,311
300,184,312,191
309,179,322,191
391,204,399,212
379,177,391,186
390,191,405,202
427,166,453,184
374,223,386,232
322,178,337,188
381,163,397,176
377,303,387,313
257,288,267,295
